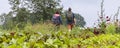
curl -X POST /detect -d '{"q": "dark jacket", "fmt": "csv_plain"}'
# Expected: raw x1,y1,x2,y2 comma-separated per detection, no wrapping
66,12,75,24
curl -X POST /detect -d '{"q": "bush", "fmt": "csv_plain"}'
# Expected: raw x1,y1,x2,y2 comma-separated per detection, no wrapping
106,24,116,34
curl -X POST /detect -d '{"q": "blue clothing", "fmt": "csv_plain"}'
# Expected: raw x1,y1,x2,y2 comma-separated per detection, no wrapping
56,16,62,24
52,14,62,25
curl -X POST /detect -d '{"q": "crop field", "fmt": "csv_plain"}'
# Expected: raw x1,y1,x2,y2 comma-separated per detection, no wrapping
0,23,120,48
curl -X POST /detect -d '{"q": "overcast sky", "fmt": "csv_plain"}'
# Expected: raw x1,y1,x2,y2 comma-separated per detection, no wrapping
0,0,120,27
0,0,11,14
61,0,120,27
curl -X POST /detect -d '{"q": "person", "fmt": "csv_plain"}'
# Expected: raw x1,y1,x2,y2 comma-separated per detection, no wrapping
52,11,62,31
65,8,76,32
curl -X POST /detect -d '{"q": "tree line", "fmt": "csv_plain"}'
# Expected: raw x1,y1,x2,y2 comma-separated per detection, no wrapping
0,0,86,30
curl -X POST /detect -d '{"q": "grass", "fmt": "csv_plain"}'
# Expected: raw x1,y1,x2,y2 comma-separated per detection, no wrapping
0,23,120,48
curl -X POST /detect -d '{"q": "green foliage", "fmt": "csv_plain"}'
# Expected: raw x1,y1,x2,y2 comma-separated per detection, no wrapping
0,23,120,48
98,21,106,33
82,34,120,48
5,0,63,29
0,13,5,25
1,12,15,30
74,13,86,27
15,8,30,23
0,0,120,48
106,24,116,34
28,0,62,22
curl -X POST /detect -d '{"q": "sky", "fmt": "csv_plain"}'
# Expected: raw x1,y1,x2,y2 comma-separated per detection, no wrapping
0,0,120,27
0,0,11,14
61,0,120,27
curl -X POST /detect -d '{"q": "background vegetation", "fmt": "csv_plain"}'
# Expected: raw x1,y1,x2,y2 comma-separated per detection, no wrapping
0,0,120,48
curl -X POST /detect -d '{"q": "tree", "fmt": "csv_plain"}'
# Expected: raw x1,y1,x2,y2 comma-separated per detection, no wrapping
1,12,14,30
8,0,30,28
26,0,62,23
8,0,62,24
13,8,30,29
74,13,86,27
0,13,6,25
14,8,30,23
